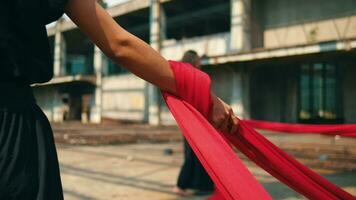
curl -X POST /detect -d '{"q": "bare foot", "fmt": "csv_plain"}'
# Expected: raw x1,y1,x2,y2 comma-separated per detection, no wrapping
173,186,194,196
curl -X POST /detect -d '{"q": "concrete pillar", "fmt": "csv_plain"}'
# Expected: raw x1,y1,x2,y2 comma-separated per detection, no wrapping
230,0,252,118
230,0,251,52
52,91,64,123
150,0,162,51
240,67,251,119
160,3,167,41
54,19,66,77
147,0,164,125
147,83,161,125
91,45,104,124
230,71,244,118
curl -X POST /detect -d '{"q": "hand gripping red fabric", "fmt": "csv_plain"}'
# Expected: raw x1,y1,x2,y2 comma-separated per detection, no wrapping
162,61,356,200
163,61,272,200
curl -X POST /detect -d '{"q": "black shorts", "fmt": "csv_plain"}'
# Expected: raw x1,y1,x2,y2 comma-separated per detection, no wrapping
0,82,63,200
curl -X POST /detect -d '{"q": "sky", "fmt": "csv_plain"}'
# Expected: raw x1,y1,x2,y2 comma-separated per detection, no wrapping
105,0,130,7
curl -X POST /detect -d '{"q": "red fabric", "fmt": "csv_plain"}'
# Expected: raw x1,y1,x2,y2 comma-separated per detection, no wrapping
244,119,356,137
225,121,355,200
163,61,272,200
163,61,356,200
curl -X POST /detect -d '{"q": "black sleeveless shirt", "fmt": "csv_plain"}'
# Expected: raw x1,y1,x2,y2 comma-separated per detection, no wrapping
0,0,69,84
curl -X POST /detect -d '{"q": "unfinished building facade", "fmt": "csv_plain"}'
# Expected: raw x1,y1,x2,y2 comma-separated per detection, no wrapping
35,0,356,124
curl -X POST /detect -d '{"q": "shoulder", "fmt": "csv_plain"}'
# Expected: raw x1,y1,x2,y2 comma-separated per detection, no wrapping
11,0,69,25
42,0,70,24
16,0,70,25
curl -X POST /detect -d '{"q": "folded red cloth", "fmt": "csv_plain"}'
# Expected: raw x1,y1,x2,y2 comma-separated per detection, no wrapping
163,61,355,200
244,119,356,137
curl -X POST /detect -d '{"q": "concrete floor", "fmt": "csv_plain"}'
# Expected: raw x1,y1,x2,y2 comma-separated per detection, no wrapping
57,142,356,200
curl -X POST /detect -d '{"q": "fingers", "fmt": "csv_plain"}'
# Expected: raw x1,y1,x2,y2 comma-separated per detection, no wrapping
221,106,239,134
209,95,239,134
215,107,239,134
217,111,230,132
212,113,227,130
229,114,239,134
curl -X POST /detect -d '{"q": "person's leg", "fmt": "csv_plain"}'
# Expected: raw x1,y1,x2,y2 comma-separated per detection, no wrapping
175,139,214,195
191,154,214,192
174,139,195,196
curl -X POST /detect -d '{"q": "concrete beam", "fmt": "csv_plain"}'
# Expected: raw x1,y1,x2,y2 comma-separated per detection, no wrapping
206,39,356,65
46,0,171,37
107,0,150,17
32,75,97,87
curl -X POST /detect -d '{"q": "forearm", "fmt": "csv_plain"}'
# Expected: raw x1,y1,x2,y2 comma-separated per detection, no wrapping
65,0,176,94
111,34,177,94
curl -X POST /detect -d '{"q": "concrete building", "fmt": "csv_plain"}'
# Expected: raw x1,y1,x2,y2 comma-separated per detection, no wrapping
35,0,356,125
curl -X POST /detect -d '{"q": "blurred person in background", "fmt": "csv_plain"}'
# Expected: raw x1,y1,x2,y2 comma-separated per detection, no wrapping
0,1,238,199
173,50,214,196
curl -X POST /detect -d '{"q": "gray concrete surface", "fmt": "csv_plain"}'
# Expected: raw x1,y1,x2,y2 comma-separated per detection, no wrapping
57,142,356,200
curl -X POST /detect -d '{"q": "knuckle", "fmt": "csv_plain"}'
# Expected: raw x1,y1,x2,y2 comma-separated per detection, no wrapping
213,117,223,125
219,116,224,121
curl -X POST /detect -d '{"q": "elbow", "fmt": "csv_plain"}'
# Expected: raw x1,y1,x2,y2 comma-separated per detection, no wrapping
108,36,132,62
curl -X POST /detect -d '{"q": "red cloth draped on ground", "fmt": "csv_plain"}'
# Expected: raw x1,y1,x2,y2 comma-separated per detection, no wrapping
162,61,356,200
243,119,356,137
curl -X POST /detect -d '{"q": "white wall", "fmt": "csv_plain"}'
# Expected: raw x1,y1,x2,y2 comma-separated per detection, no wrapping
263,0,356,48
161,32,230,60
102,74,147,122
206,66,247,118
33,87,64,122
